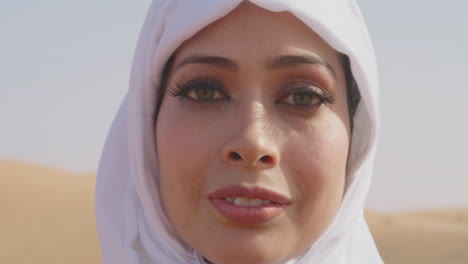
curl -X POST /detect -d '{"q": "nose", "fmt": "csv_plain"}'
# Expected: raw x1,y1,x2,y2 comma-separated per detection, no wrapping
222,105,279,169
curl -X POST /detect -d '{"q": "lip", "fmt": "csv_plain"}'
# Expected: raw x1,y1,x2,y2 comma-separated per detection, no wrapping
208,185,291,225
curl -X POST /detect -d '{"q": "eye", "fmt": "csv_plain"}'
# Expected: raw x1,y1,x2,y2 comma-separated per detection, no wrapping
189,86,218,101
278,82,333,108
282,90,319,106
169,79,229,102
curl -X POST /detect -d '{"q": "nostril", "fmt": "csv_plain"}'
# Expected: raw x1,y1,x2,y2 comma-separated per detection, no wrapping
229,152,242,161
260,155,272,163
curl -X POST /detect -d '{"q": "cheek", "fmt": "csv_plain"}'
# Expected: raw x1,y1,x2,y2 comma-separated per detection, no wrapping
156,102,217,222
284,115,349,211
157,99,218,173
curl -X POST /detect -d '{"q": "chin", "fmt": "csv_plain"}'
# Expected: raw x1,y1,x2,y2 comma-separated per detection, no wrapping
197,229,299,264
204,249,288,264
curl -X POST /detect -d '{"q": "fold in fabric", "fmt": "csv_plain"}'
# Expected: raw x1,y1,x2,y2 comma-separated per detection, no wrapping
95,0,382,263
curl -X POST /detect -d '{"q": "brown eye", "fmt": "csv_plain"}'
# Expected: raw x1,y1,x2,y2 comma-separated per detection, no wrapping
292,93,314,106
282,92,319,106
170,79,230,102
194,86,215,100
277,80,335,109
280,86,321,107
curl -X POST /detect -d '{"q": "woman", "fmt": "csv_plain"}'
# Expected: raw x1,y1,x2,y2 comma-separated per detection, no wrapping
95,1,382,263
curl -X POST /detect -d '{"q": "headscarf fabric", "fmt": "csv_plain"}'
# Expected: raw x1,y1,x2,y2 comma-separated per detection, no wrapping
95,0,382,263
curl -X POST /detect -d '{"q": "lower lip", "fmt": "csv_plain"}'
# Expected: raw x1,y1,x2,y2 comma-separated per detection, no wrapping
210,199,287,225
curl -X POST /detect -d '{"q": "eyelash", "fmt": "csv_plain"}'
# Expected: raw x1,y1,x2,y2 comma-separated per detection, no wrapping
168,79,334,107
168,79,230,102
276,81,335,106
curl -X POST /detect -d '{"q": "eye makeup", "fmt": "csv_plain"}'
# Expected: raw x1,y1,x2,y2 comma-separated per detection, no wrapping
278,80,336,105
166,58,337,111
168,78,230,102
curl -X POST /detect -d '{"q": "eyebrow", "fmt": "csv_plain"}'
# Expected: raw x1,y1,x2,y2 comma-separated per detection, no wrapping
174,55,238,72
173,53,336,78
266,54,336,78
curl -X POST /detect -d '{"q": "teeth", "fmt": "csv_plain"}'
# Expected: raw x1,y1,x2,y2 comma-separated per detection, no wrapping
234,197,250,206
225,197,273,207
250,198,263,206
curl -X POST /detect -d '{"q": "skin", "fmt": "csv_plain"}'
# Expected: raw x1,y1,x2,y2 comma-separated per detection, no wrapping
156,2,350,264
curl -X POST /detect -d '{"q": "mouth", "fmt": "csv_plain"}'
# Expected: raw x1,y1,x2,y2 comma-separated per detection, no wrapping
223,197,273,206
208,185,291,225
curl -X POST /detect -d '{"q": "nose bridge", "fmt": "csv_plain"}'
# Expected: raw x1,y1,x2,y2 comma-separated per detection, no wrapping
242,100,268,131
222,100,279,168
238,99,271,142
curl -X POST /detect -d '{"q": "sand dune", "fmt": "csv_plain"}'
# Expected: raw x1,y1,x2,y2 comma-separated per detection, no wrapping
366,210,468,264
0,160,100,264
1,160,467,264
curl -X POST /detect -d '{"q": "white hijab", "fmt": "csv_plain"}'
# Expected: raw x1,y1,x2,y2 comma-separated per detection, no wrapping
95,0,382,263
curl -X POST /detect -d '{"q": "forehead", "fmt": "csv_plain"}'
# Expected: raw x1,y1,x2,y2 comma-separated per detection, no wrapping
174,2,341,68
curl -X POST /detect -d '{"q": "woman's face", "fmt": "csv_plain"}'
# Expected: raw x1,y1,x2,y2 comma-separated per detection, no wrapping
156,2,350,264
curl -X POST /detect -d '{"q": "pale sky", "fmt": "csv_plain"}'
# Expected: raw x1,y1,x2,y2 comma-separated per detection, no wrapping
1,0,467,212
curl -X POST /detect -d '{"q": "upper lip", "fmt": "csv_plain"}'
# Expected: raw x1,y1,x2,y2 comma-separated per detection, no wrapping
208,185,292,205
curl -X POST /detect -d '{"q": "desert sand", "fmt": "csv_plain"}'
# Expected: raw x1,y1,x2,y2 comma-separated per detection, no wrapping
1,159,467,264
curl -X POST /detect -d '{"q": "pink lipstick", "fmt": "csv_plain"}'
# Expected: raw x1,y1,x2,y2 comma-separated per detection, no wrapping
208,185,291,225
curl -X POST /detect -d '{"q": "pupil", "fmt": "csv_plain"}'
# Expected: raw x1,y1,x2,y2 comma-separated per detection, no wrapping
196,87,215,100
293,93,313,105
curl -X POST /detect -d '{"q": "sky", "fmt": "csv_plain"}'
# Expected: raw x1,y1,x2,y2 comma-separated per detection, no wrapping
1,0,467,212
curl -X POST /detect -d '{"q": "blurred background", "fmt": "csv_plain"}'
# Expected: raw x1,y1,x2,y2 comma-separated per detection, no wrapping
1,0,467,263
